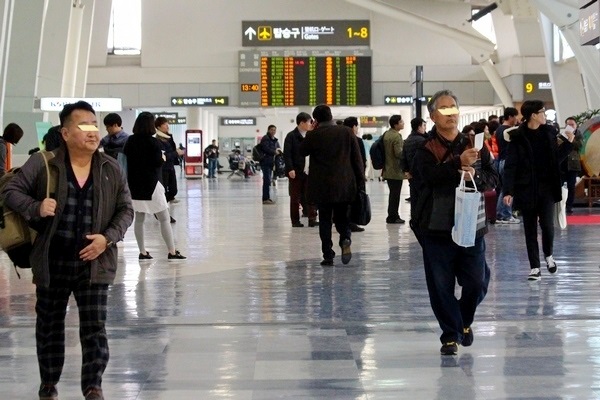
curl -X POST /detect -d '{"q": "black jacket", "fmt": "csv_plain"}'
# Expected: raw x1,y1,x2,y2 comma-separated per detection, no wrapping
411,127,499,238
356,136,367,172
283,128,306,176
503,123,572,210
300,121,365,204
259,134,280,166
156,134,179,169
123,134,164,200
402,130,427,174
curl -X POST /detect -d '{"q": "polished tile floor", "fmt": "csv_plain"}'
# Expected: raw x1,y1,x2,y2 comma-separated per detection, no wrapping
2,172,600,399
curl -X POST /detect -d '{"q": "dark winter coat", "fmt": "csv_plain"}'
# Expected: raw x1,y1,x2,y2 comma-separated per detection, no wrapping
123,133,164,200
2,146,133,287
299,121,365,204
402,130,427,174
503,123,572,211
283,127,307,176
259,134,280,167
410,127,499,238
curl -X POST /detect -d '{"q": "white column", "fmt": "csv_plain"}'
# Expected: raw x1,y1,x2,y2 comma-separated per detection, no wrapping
530,0,600,111
74,0,95,97
61,2,84,96
186,107,202,130
36,0,72,97
0,0,15,127
2,0,47,158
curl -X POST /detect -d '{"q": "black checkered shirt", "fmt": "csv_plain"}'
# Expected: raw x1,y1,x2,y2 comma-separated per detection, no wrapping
49,162,94,286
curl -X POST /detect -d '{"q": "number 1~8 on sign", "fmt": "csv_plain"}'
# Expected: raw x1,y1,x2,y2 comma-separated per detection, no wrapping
347,27,369,38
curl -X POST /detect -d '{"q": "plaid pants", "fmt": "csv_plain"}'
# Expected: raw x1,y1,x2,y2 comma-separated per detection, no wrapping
36,283,109,394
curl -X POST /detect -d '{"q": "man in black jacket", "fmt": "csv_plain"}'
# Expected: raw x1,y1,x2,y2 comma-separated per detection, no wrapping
283,112,317,227
402,117,427,203
259,125,280,204
411,90,498,356
502,100,574,281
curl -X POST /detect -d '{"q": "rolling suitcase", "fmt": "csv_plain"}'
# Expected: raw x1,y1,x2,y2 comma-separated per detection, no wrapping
484,189,497,224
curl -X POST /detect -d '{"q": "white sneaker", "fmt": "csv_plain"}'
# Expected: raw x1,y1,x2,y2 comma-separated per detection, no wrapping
528,268,541,281
506,216,520,224
545,255,557,274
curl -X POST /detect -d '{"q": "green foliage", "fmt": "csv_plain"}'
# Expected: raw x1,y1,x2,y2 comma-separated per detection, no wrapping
573,109,600,126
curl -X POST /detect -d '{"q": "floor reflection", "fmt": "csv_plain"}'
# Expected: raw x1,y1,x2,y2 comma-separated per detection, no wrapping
1,176,600,399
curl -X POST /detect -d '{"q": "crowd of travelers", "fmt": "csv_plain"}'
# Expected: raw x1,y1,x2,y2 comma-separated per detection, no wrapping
0,93,580,398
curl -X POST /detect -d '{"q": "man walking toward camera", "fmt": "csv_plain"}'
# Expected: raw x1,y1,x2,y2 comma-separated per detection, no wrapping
2,101,133,400
410,90,498,356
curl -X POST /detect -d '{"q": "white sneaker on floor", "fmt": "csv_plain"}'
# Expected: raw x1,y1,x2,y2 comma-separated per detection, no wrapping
506,216,520,224
545,255,557,274
528,268,541,281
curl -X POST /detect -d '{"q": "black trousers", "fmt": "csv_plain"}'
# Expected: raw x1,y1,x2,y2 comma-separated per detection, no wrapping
317,202,351,260
520,192,555,270
162,167,178,202
386,179,403,220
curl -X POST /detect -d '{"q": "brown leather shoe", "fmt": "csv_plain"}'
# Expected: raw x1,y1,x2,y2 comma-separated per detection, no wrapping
85,388,104,400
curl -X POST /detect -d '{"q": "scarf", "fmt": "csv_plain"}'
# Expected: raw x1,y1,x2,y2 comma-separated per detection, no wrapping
156,130,171,139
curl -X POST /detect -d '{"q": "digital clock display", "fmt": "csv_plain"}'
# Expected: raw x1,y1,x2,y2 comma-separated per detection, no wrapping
239,50,372,106
241,84,259,92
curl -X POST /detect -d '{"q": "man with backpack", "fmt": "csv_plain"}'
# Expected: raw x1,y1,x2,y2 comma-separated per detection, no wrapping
2,101,133,400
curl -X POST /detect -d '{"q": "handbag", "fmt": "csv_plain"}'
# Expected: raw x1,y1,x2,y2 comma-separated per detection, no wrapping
554,185,568,229
350,189,371,226
451,171,483,247
0,151,55,270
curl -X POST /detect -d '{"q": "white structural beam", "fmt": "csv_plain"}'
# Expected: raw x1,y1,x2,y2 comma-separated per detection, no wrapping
345,0,514,107
529,0,600,110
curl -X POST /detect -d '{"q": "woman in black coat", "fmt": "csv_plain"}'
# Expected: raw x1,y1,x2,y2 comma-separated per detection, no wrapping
123,112,185,261
502,100,573,281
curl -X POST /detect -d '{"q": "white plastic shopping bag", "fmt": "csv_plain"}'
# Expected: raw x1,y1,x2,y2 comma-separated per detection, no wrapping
554,184,568,229
451,171,481,247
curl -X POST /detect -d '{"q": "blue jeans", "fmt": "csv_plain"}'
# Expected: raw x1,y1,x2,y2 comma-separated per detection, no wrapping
420,235,490,344
261,162,273,201
496,160,513,219
208,158,218,178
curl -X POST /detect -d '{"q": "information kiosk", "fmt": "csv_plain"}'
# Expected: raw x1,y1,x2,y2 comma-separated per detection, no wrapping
184,129,203,178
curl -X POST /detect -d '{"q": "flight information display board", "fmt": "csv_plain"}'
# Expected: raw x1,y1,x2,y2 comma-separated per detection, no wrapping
239,50,372,107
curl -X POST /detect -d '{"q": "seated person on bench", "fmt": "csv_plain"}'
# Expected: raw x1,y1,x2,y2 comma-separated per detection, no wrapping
228,149,250,178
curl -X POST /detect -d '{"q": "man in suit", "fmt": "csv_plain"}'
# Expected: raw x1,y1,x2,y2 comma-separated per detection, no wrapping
284,112,318,227
300,105,365,266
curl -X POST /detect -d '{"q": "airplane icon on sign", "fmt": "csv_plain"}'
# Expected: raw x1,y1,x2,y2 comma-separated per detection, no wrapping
258,26,272,40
